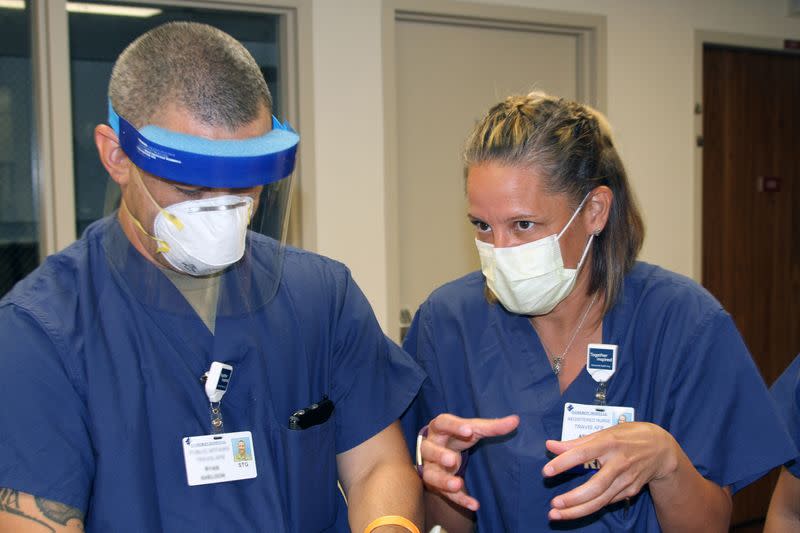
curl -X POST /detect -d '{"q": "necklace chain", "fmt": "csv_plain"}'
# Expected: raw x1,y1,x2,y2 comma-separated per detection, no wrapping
539,292,598,376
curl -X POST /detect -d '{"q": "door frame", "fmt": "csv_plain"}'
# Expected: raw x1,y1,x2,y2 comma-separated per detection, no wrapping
382,0,606,341
693,30,789,281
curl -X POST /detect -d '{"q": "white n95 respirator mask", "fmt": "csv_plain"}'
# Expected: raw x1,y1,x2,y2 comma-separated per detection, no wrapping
476,194,594,316
153,195,254,276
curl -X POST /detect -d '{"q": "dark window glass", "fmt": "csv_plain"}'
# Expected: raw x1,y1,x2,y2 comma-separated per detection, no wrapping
0,2,37,297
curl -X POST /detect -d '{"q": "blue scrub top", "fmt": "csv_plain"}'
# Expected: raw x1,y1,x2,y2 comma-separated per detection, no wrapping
770,354,800,478
401,263,796,532
0,216,424,532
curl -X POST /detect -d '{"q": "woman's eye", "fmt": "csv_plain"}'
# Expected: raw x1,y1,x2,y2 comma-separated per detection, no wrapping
471,220,491,233
516,221,535,231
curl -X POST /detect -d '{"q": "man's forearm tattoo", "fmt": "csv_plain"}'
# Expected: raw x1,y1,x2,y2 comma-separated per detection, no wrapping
0,488,56,532
35,496,84,526
0,488,20,510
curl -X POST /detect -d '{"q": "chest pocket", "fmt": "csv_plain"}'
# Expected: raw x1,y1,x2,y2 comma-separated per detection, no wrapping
273,417,339,532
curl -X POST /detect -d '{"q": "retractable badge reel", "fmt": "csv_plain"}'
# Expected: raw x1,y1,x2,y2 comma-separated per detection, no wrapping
203,362,233,434
587,343,617,405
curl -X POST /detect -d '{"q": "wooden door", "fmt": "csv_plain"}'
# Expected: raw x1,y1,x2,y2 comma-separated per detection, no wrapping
702,44,800,530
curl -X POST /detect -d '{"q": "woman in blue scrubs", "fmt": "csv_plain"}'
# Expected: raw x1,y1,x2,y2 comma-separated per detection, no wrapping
402,92,796,532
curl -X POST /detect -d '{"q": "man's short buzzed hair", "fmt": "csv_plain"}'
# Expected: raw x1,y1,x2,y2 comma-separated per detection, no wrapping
109,21,272,129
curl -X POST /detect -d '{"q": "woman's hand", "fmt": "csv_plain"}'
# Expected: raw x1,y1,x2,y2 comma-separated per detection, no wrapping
542,421,679,521
419,413,519,511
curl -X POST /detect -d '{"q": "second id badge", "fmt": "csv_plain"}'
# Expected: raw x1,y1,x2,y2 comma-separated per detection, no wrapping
182,430,258,486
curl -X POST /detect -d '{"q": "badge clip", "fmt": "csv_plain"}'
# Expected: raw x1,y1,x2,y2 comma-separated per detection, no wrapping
587,344,617,406
201,362,233,434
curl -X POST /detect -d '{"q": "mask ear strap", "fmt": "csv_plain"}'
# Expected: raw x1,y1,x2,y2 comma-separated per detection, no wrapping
120,199,171,253
575,233,595,271
130,165,185,231
557,192,592,240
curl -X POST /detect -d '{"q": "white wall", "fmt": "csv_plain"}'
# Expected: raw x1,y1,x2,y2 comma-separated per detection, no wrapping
310,0,800,329
311,1,389,321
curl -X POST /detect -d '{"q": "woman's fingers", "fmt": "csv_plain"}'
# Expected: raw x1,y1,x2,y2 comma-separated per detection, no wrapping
427,414,475,446
422,460,480,511
544,423,675,521
420,413,518,512
420,436,463,470
543,435,607,477
420,451,479,511
549,457,644,510
549,474,636,520
422,461,465,493
467,414,520,438
442,489,480,512
550,461,620,509
428,413,520,449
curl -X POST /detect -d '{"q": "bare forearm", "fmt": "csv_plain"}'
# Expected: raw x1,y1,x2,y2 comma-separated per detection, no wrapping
424,491,474,533
0,489,84,532
764,467,800,533
650,450,731,533
347,462,423,533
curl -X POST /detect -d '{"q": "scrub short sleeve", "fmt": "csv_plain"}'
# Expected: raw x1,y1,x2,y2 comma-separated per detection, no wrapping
666,310,797,493
329,271,424,453
770,354,800,478
0,304,94,512
400,303,448,451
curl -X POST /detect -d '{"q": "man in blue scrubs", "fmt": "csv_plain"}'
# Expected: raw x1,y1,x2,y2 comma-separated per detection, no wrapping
0,22,424,532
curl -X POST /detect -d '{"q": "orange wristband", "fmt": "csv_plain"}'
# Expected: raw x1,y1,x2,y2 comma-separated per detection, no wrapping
363,515,420,533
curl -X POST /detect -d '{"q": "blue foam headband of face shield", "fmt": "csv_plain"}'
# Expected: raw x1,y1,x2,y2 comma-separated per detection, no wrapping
108,101,299,188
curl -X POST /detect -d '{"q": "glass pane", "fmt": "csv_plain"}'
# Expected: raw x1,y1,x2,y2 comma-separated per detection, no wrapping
0,2,37,298
69,1,282,236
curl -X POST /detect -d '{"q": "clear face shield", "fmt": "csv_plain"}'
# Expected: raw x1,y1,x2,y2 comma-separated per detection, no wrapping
101,102,299,322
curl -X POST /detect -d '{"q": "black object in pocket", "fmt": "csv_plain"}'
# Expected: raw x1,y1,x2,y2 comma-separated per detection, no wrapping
288,395,334,430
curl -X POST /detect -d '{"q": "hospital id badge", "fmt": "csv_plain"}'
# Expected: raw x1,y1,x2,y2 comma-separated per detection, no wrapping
562,403,634,470
182,430,258,486
561,403,634,441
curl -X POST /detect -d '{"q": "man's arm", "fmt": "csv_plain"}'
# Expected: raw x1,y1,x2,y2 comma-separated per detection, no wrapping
337,421,423,532
0,489,84,532
423,492,474,533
